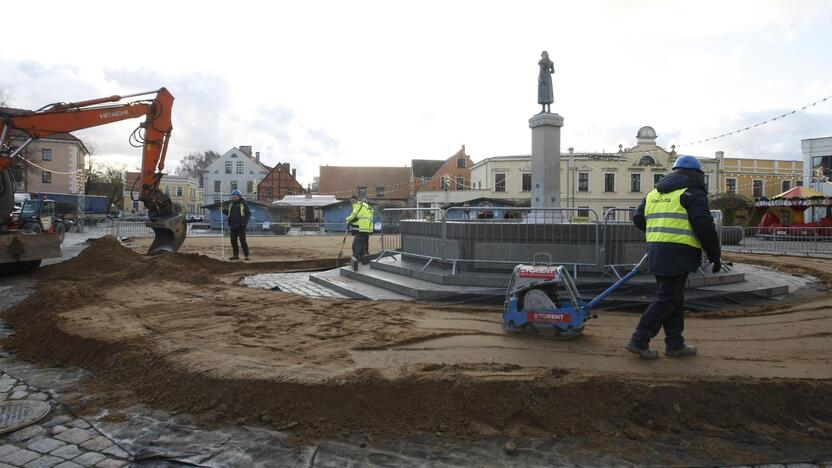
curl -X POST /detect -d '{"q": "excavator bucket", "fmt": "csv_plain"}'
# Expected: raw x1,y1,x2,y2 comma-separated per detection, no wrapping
145,214,187,255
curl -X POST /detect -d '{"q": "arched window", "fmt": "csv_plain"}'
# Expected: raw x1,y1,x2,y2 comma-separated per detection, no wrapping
638,155,656,166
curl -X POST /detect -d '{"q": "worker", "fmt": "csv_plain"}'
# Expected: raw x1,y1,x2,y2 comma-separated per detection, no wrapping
345,195,374,270
224,189,251,261
627,155,721,359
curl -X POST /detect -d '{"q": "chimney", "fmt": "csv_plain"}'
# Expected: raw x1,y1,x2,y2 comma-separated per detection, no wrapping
292,168,297,179
255,151,260,162
239,146,252,157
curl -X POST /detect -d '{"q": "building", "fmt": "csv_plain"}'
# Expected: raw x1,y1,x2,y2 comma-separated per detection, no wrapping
720,155,803,199
256,162,306,203
456,126,721,217
411,145,475,196
802,135,832,196
123,172,204,215
202,146,271,205
318,165,411,201
3,107,88,194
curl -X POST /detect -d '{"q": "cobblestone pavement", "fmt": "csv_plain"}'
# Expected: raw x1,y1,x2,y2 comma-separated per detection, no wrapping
241,272,347,298
0,371,130,468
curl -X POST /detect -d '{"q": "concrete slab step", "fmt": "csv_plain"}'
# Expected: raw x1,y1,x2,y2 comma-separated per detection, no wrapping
340,263,505,301
309,268,412,301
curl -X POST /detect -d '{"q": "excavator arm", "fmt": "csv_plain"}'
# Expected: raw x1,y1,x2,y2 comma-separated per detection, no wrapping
0,88,186,254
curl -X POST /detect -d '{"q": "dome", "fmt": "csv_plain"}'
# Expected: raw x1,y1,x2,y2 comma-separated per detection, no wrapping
636,126,657,139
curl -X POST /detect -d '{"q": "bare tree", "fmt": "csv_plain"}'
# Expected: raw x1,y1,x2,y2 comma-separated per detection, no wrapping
175,150,221,185
85,159,126,211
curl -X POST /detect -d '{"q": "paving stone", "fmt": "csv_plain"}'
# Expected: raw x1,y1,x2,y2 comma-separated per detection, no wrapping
79,437,111,452
53,462,82,468
8,425,48,442
28,393,49,401
49,445,82,460
786,464,819,468
0,463,12,468
94,460,126,468
11,385,27,393
53,428,93,445
27,438,66,454
42,416,73,429
9,390,30,399
100,446,127,459
51,425,68,435
0,448,41,466
0,445,18,457
24,455,64,468
71,453,105,467
66,420,90,430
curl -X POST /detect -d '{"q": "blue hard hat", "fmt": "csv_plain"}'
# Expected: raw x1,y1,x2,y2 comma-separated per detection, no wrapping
672,155,703,172
231,189,242,196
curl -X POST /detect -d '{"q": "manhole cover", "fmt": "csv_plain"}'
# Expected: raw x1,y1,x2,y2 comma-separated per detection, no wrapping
0,400,50,434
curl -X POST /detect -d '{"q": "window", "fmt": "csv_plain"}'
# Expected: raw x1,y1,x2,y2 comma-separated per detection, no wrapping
357,185,367,198
225,161,232,174
782,180,791,192
247,181,254,194
190,188,195,198
813,156,832,181
796,180,804,187
41,171,51,183
164,186,170,195
521,173,531,192
266,187,273,198
603,206,615,219
237,161,244,174
752,179,763,198
42,149,52,161
421,176,429,184
440,177,447,191
478,181,482,189
213,180,221,193
230,180,238,190
630,173,641,192
495,173,506,192
376,185,385,197
455,176,464,190
176,186,183,197
457,158,466,168
638,155,655,166
577,206,590,218
703,175,710,192
604,173,615,192
653,173,664,186
132,201,140,211
726,178,736,193
578,172,589,192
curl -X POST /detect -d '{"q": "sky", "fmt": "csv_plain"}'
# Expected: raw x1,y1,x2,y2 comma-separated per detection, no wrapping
1,0,831,186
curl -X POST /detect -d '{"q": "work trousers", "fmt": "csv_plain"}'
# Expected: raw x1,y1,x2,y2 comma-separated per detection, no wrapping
230,226,249,257
631,273,688,349
352,232,370,259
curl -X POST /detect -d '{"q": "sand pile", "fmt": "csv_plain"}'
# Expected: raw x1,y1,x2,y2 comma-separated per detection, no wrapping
2,238,831,459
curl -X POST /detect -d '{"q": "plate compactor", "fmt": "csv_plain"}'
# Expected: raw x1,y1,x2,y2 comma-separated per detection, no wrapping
502,254,648,339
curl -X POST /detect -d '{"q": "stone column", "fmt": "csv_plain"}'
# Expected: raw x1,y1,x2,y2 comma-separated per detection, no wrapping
528,113,564,221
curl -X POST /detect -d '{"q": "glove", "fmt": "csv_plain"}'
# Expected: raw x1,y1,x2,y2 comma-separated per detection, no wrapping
711,258,722,274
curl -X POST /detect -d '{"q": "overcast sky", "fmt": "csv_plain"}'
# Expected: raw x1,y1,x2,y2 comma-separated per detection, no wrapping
1,0,831,185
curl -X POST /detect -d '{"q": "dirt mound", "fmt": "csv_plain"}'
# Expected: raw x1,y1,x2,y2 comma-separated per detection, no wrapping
3,240,831,460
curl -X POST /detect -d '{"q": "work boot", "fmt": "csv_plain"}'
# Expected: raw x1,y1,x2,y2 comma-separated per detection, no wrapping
351,256,359,271
244,256,250,261
626,341,659,360
666,344,697,357
229,256,240,260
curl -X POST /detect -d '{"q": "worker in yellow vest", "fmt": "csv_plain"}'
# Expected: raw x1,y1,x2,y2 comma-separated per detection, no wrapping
627,155,721,359
345,195,375,270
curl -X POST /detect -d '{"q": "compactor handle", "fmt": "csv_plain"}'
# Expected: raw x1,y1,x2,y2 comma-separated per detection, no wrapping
532,252,553,266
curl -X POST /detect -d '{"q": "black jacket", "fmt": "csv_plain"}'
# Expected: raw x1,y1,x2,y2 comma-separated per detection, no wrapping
633,172,721,276
225,199,251,229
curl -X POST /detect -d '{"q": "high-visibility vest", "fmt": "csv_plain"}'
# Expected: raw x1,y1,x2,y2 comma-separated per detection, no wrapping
644,188,702,249
346,202,374,233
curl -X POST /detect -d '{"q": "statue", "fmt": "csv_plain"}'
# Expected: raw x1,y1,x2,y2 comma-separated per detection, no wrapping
537,50,554,113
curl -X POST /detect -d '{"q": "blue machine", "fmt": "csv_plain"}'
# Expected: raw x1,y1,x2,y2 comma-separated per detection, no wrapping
502,254,648,339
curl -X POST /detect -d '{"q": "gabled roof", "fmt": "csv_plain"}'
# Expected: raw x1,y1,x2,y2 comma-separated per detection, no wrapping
411,159,445,178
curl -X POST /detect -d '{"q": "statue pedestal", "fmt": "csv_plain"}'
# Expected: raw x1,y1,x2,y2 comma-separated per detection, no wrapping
528,112,564,222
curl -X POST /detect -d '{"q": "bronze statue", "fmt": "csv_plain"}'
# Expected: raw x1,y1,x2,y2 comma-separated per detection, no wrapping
538,50,554,113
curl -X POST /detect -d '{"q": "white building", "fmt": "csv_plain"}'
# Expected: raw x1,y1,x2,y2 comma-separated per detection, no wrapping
420,126,720,217
802,135,832,195
202,146,271,205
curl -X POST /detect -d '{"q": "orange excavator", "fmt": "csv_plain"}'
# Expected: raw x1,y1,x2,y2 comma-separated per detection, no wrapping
0,88,186,271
